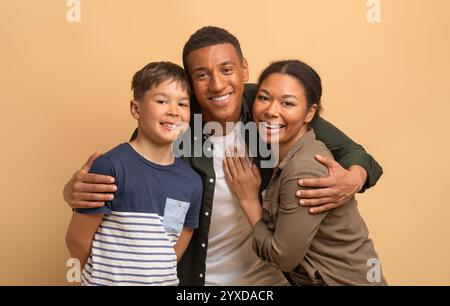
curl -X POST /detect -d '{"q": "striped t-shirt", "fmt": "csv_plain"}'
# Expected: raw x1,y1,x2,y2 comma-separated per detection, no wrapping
75,143,203,286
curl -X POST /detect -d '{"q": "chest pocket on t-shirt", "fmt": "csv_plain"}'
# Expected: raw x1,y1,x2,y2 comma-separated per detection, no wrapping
163,198,191,234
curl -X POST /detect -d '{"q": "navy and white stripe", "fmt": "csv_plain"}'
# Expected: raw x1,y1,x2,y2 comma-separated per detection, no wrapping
82,211,179,286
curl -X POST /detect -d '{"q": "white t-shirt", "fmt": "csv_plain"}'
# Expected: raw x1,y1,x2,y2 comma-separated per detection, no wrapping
204,124,288,286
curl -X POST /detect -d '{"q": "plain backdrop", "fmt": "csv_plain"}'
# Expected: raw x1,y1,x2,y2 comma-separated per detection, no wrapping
1,0,449,285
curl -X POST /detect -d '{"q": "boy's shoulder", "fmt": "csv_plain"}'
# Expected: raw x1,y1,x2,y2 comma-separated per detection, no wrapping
99,143,129,161
89,143,129,174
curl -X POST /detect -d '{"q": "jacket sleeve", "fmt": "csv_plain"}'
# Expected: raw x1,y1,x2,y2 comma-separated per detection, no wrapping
310,116,383,192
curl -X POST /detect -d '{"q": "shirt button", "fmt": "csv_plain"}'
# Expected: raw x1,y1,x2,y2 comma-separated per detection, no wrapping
201,243,206,248
206,147,211,152
199,273,204,278
204,211,210,217
194,136,198,141
209,178,214,184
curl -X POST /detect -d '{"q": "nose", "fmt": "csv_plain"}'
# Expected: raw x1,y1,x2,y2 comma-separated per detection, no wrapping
265,100,280,118
166,102,180,117
209,71,226,93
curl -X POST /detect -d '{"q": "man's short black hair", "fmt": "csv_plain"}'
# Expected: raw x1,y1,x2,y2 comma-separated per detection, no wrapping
182,26,244,75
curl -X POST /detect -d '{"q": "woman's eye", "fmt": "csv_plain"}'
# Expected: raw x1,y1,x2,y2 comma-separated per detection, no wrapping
257,95,270,102
282,101,295,107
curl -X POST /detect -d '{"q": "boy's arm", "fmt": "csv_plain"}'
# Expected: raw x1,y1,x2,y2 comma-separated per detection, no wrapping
65,212,104,268
174,228,194,262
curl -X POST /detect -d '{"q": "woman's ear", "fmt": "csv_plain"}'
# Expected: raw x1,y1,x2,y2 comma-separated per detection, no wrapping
305,104,318,124
130,99,140,120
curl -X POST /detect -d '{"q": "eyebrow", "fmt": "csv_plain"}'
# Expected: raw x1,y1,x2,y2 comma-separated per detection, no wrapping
282,94,299,100
191,60,235,74
259,88,299,100
152,92,189,100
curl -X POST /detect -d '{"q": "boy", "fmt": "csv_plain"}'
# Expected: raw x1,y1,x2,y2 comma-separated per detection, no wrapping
65,61,203,286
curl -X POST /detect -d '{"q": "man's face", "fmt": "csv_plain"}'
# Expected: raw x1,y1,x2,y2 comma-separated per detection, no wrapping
186,43,249,126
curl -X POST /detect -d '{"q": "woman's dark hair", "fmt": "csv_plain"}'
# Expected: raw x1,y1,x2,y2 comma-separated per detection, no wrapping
257,60,322,119
182,26,244,75
132,61,190,101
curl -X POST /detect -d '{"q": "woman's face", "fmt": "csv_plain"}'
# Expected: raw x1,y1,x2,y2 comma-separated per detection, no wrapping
253,73,317,146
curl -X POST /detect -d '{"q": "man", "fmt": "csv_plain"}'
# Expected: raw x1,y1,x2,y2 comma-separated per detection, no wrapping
63,26,383,285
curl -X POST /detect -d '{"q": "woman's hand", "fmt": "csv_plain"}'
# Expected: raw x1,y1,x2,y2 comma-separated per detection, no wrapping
223,148,263,226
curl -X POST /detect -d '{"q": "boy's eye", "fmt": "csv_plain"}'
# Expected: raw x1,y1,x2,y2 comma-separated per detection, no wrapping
157,100,168,104
179,102,189,107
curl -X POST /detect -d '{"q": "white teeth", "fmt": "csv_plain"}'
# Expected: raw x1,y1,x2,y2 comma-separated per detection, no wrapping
161,123,181,131
210,94,230,101
262,122,285,129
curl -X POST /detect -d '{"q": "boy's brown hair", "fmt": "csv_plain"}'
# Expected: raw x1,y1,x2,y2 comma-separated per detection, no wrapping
131,61,191,101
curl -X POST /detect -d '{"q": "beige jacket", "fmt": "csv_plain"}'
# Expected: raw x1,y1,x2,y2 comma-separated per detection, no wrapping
253,129,387,285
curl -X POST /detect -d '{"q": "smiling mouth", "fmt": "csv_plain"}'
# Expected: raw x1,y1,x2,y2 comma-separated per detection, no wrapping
208,93,232,105
160,122,182,131
260,122,286,132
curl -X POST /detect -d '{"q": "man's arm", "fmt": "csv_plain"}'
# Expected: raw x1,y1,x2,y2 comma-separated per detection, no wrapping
63,152,117,209
311,116,382,190
65,212,103,268
296,117,383,214
174,228,194,262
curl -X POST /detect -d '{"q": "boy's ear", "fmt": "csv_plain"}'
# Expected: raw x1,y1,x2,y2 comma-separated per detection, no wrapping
130,99,140,119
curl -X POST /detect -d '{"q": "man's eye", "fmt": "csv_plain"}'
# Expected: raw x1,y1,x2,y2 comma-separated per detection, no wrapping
196,73,207,79
223,67,233,74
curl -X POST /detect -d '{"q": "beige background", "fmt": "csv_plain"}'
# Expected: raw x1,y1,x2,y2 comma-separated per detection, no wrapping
1,0,449,285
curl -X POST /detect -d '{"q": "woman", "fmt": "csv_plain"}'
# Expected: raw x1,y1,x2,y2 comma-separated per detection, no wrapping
223,60,387,285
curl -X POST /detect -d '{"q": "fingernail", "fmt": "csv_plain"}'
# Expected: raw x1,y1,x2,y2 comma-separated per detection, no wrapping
300,200,305,205
296,191,301,197
112,186,117,192
110,178,115,183
109,195,114,200
309,208,315,213
299,180,304,186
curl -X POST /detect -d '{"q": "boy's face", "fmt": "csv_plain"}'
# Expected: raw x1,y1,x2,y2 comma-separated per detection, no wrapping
186,43,249,126
131,79,190,145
